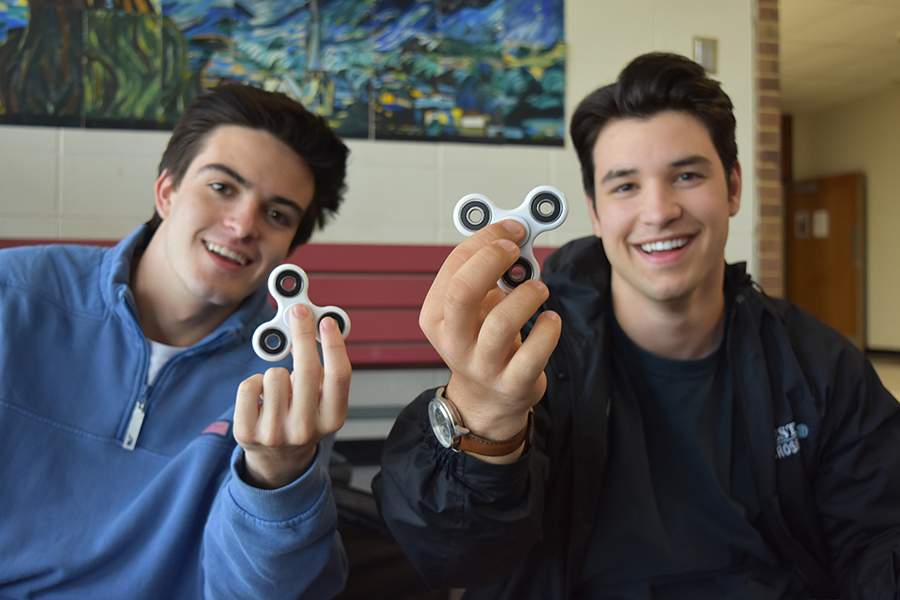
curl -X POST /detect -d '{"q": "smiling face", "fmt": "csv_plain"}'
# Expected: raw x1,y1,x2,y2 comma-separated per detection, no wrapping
152,125,315,312
588,110,741,314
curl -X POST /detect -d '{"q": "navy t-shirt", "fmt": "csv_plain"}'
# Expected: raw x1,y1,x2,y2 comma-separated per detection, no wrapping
573,310,809,599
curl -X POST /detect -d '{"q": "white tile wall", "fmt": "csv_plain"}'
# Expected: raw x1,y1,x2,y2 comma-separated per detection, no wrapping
0,126,59,236
725,229,754,273
0,217,59,238
316,140,605,248
314,139,440,244
0,0,758,419
339,367,450,441
60,128,170,230
546,149,595,247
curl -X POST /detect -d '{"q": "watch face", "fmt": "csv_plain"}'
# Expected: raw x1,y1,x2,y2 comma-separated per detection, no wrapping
428,399,455,448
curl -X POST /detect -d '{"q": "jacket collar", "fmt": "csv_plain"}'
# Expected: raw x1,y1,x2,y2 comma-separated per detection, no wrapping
541,236,610,341
540,236,612,592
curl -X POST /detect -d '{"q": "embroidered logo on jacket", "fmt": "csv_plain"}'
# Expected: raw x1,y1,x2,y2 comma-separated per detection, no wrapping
202,421,231,437
775,421,808,459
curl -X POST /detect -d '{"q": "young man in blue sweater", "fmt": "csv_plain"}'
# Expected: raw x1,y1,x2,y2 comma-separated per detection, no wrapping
0,85,351,598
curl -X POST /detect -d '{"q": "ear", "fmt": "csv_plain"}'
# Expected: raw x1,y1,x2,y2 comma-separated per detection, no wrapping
154,170,175,219
586,193,603,238
727,160,742,217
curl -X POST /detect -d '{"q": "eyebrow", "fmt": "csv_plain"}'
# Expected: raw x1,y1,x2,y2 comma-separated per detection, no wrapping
599,155,714,185
600,168,637,185
670,155,713,168
199,163,305,216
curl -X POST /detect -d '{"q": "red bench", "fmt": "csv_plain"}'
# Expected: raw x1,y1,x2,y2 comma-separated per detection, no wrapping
0,239,555,369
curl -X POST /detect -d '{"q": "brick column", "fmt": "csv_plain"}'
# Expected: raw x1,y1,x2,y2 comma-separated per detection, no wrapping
756,0,783,296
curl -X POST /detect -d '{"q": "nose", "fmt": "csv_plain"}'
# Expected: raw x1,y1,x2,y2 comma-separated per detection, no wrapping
639,183,681,228
223,198,260,240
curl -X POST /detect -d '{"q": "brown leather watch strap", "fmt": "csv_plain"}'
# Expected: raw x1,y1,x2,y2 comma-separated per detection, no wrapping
457,409,534,456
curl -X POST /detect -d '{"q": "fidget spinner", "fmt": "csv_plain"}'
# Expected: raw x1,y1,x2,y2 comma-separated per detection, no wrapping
252,264,351,362
454,185,568,293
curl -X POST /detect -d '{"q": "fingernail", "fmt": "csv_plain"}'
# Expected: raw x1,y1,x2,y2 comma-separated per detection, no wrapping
496,239,518,252
501,219,524,235
292,304,310,318
320,316,336,330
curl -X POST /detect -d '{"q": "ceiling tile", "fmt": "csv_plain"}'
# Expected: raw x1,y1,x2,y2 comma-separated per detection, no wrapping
780,0,856,36
780,0,900,113
789,4,900,47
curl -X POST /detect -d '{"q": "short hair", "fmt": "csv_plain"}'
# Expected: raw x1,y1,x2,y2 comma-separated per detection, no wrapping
151,84,349,248
570,52,737,201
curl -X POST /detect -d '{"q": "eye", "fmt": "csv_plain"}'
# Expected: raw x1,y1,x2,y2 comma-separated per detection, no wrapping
613,182,636,194
268,208,289,226
676,172,703,182
210,181,233,194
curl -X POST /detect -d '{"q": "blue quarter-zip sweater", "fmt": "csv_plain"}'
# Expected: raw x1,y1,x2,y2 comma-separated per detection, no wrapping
0,226,347,599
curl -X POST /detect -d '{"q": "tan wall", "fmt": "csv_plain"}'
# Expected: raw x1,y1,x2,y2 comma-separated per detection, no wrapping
0,0,757,270
792,86,900,350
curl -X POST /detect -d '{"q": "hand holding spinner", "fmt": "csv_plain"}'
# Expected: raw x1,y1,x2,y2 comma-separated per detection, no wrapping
454,185,568,292
253,264,351,362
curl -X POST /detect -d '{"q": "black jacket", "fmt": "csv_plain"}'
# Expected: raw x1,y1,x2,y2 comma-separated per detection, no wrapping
374,236,900,599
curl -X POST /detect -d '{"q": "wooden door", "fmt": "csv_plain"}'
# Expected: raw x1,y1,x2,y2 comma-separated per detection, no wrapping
786,173,866,349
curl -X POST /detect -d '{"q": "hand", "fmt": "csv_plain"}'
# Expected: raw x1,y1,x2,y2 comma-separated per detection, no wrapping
421,220,561,447
234,304,351,489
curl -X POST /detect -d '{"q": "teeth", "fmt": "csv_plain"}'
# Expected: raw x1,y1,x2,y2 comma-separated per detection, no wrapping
205,241,248,266
641,238,688,253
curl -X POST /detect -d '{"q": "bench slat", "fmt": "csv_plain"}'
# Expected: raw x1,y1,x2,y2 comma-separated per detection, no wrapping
1,239,556,369
306,275,432,309
289,244,452,274
344,308,422,343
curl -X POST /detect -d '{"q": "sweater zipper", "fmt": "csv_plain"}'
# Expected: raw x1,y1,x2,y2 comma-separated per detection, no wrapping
122,339,152,451
122,398,147,451
119,334,229,451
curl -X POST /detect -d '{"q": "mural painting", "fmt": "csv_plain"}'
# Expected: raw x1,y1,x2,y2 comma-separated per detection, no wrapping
0,0,564,144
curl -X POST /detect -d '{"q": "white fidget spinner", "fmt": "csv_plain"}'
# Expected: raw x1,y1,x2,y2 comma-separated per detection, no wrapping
252,264,351,362
453,185,568,293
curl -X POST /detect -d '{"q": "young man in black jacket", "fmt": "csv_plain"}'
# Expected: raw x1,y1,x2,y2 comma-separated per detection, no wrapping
374,52,900,599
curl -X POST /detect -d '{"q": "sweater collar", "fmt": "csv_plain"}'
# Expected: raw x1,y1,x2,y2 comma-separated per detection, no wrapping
101,224,272,348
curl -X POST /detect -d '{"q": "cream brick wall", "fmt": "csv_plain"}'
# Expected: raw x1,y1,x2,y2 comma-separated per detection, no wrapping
0,0,757,270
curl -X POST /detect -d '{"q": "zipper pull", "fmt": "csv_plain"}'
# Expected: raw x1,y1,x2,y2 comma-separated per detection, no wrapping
122,400,146,451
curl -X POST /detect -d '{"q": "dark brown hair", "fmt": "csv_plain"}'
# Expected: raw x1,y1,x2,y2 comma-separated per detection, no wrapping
570,52,737,201
151,84,349,248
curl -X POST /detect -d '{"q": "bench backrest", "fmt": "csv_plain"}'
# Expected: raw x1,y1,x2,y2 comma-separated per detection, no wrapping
0,239,555,368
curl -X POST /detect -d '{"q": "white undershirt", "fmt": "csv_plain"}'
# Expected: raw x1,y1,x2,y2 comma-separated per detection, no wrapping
147,340,183,385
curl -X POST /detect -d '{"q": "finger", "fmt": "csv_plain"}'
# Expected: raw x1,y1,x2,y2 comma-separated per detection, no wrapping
441,238,521,343
290,304,323,384
259,367,292,444
503,310,562,396
475,279,550,368
439,220,527,286
422,221,526,328
233,374,264,444
287,304,325,436
317,317,351,435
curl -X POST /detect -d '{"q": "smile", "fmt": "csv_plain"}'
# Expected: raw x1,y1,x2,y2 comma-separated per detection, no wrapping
640,237,690,254
204,241,249,266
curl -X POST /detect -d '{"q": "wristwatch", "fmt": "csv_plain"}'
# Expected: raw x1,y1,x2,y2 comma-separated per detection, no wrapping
427,387,534,456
